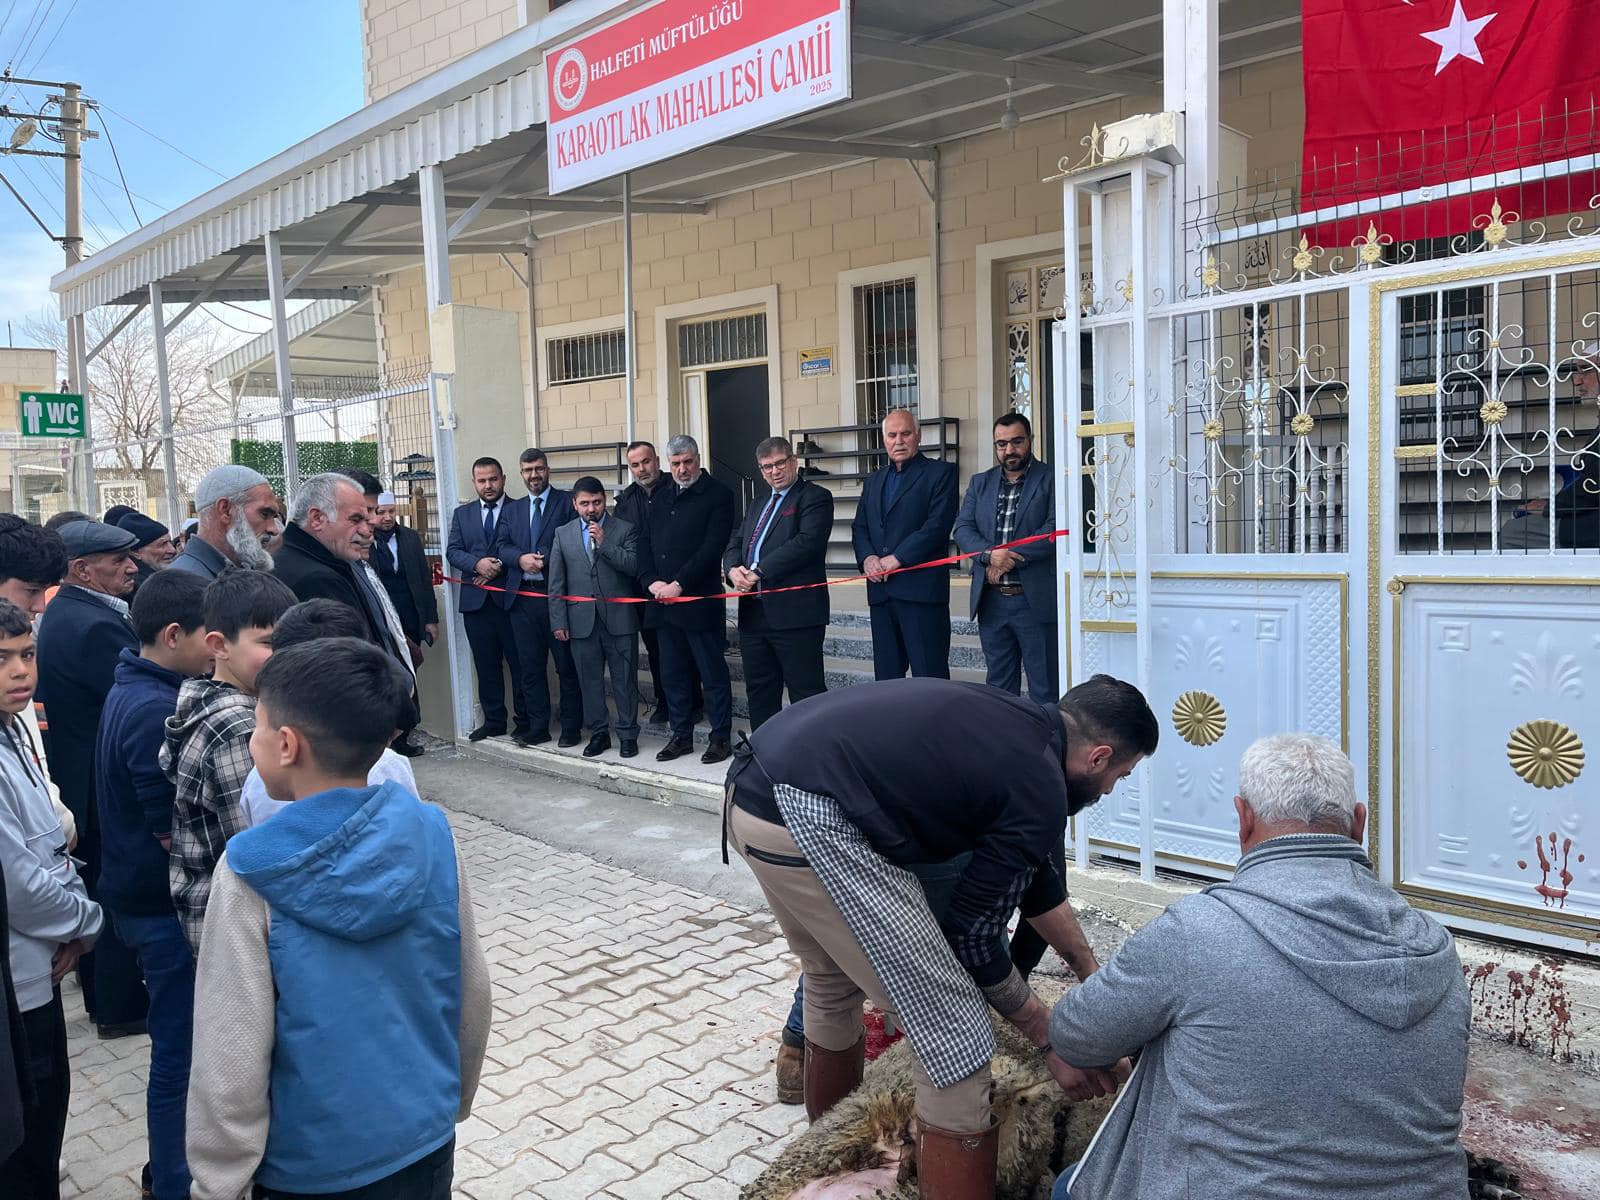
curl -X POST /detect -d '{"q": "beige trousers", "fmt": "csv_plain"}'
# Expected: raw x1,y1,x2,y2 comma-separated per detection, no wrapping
730,802,992,1132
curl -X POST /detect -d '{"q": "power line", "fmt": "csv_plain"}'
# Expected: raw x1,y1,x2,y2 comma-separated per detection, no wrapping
2,0,44,67
9,150,60,223
81,164,168,212
203,305,266,336
0,3,20,50
0,167,55,240
93,100,227,179
21,0,78,75
8,0,55,71
92,106,140,225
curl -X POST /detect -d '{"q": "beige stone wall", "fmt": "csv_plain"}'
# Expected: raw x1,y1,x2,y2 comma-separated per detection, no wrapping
372,54,1312,481
361,0,522,102
0,348,56,432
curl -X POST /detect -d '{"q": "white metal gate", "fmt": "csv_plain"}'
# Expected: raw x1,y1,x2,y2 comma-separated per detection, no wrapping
1057,134,1600,951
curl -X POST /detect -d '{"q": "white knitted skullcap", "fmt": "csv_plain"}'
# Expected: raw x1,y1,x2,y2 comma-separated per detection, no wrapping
194,464,271,510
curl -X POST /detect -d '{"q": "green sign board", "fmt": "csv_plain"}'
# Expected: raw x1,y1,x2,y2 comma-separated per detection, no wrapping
19,392,86,439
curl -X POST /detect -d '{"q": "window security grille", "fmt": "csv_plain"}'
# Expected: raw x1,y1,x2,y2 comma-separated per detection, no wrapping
854,278,919,422
677,313,767,368
547,329,627,385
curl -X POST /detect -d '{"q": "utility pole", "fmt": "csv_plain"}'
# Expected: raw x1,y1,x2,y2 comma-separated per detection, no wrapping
0,74,96,507
60,81,94,508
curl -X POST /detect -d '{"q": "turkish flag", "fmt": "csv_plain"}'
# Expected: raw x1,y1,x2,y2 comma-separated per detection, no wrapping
1301,0,1600,244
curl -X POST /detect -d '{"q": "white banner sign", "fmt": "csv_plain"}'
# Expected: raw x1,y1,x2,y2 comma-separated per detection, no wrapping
544,0,851,195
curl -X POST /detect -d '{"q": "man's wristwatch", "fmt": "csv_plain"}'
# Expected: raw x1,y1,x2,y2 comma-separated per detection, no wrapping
752,566,765,581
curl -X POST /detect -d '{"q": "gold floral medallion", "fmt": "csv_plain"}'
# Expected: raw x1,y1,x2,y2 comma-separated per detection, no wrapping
1290,412,1315,436
1479,398,1508,426
1172,691,1226,747
1506,720,1584,789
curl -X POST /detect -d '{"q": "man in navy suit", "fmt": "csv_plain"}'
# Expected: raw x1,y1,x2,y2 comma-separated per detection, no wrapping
850,408,959,680
953,412,1059,703
723,436,834,730
496,448,582,747
445,457,526,742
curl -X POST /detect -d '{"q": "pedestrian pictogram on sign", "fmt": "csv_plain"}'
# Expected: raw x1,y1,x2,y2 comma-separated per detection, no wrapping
19,392,86,439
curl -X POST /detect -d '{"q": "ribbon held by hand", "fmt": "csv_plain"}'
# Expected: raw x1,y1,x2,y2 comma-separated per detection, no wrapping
430,529,1069,605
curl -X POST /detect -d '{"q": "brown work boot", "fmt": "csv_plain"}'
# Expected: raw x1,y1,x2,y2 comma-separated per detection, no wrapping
775,1042,804,1105
803,1035,864,1120
916,1118,999,1199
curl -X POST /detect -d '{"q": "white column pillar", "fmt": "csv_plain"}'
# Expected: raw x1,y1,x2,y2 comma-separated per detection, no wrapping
419,164,475,740
525,234,541,449
148,282,182,528
264,230,300,499
621,173,637,444
1164,0,1220,225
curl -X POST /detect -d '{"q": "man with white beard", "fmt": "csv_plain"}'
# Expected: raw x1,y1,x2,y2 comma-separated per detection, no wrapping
169,466,283,578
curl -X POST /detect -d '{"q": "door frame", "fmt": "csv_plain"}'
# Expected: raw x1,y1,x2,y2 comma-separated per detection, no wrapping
654,285,782,449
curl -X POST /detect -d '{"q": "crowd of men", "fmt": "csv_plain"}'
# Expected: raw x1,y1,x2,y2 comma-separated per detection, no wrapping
448,406,1062,772
0,467,486,1200
0,407,1481,1200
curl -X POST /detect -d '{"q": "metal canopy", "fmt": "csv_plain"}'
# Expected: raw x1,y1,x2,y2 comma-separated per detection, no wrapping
204,297,380,398
52,0,1301,317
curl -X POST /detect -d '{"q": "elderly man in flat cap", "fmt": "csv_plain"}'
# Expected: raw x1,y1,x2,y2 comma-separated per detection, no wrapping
34,520,150,1038
169,465,282,578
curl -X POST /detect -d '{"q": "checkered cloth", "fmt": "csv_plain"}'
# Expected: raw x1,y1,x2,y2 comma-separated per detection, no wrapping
772,782,995,1089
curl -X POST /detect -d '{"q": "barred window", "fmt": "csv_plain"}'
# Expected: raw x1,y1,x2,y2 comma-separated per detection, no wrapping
547,328,626,385
854,278,919,423
678,313,767,367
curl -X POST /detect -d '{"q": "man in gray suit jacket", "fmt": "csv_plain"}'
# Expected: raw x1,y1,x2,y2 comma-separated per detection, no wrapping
549,476,642,759
953,412,1059,703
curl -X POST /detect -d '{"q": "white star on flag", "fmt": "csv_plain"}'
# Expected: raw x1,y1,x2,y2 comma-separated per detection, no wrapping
1421,1,1497,75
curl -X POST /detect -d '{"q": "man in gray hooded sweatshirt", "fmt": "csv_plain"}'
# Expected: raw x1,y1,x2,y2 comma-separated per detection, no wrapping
1049,732,1469,1200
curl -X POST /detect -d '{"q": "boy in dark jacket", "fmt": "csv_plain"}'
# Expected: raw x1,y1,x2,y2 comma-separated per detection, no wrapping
187,639,490,1200
162,569,297,955
94,570,214,1200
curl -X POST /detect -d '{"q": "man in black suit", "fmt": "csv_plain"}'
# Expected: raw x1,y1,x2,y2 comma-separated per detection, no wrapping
445,457,526,742
496,448,582,748
639,434,736,764
723,436,833,729
615,440,700,723
372,491,440,653
851,408,960,680
33,520,148,1037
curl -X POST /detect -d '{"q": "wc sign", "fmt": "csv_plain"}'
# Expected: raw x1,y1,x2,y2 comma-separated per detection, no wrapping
19,392,86,439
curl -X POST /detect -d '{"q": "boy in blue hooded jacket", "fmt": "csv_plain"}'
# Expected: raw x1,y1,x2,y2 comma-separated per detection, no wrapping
185,638,490,1200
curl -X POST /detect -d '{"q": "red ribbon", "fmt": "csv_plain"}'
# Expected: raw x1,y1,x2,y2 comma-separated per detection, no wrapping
430,529,1067,605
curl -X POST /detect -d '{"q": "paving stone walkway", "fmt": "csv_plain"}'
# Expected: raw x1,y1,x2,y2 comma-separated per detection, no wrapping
61,808,806,1199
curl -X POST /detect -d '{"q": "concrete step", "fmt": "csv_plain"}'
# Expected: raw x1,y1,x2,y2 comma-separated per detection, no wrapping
632,608,991,723
463,730,723,815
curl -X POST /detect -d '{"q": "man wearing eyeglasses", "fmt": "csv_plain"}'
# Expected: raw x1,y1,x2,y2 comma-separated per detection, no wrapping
723,437,835,730
954,412,1059,705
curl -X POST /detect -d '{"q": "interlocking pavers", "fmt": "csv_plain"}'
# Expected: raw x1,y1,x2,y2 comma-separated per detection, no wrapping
60,807,804,1198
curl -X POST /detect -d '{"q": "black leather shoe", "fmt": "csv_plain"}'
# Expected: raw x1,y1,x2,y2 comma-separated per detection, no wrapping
514,730,551,747
392,739,424,758
97,1019,147,1040
656,736,694,762
583,732,612,757
649,704,669,724
558,731,583,748
701,738,732,764
468,724,504,742
620,739,639,758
